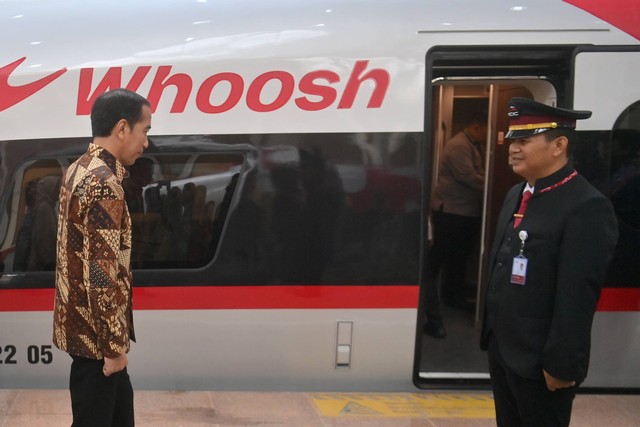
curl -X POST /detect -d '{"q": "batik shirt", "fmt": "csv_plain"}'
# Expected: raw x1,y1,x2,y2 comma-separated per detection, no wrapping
53,143,135,359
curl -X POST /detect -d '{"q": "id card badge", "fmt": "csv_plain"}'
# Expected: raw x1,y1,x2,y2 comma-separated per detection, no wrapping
511,256,528,285
511,230,529,285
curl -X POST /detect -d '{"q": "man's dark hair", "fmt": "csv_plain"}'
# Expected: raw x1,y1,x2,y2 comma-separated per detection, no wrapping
90,89,151,137
543,128,574,141
467,110,488,127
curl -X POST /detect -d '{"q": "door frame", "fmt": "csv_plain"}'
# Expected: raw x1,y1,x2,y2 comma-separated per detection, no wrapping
416,45,580,388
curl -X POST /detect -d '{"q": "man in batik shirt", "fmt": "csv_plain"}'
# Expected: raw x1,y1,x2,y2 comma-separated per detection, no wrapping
53,89,151,427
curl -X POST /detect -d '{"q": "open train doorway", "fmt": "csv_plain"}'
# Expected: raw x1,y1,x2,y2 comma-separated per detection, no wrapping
419,83,492,383
416,46,568,387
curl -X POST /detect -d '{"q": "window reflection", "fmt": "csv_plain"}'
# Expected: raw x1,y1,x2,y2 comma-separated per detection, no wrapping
608,101,640,287
124,154,243,269
1,132,424,288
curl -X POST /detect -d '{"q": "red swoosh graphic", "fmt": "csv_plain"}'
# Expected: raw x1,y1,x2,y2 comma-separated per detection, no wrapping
564,0,640,41
0,57,68,112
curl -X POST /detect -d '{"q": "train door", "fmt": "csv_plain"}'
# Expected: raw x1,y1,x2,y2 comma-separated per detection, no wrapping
416,46,577,386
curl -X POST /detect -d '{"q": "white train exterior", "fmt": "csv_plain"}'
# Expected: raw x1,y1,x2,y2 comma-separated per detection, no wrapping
1,0,639,391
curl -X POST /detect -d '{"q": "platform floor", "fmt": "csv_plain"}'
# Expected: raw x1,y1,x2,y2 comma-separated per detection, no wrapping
2,389,640,426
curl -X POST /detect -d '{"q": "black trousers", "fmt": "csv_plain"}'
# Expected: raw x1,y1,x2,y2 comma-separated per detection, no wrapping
488,335,576,427
70,355,134,427
426,210,480,321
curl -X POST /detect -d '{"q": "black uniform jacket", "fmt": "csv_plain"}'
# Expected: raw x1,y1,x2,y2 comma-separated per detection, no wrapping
481,163,618,383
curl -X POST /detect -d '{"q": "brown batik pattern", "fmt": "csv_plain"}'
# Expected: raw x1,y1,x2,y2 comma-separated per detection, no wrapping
53,143,135,359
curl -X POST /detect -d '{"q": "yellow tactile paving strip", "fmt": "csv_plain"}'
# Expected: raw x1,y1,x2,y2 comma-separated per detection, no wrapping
311,392,495,418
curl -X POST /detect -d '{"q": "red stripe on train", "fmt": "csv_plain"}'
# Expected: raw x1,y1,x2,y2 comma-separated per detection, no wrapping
596,288,640,311
134,285,420,310
0,285,419,312
0,286,638,312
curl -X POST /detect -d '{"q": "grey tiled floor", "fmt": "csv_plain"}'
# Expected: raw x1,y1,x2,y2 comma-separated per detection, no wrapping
1,389,639,427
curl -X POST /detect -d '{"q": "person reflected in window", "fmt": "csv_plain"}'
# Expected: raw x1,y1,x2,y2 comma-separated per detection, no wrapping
181,182,196,239
213,170,272,282
13,178,39,272
123,157,154,269
27,175,60,271
187,184,209,264
157,186,186,265
610,141,640,229
138,184,163,268
607,134,640,287
124,157,153,214
296,147,345,283
270,164,303,282
210,173,239,256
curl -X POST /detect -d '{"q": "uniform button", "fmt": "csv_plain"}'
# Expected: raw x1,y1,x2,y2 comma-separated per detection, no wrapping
507,237,512,242
497,262,503,268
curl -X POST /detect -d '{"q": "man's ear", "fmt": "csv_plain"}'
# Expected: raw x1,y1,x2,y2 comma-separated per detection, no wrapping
552,135,569,158
114,119,129,140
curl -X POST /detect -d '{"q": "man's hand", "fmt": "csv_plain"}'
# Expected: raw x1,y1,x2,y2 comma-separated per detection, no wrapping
543,369,575,391
103,353,128,377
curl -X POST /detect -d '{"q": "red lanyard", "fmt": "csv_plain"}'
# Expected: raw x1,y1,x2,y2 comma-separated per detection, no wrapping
538,170,578,194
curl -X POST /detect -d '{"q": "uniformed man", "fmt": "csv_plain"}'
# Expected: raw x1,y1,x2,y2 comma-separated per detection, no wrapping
481,98,618,427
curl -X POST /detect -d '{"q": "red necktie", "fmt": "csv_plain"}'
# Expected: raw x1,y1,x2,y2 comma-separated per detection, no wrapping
513,190,532,228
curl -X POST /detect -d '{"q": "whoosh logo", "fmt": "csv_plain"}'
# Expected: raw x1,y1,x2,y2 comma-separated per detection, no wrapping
2,57,390,115
0,57,67,112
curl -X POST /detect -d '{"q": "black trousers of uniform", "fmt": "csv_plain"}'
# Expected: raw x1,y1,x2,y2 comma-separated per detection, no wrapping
487,335,577,427
70,355,134,427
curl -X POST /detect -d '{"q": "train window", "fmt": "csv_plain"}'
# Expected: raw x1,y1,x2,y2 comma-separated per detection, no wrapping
0,153,243,275
0,132,423,287
125,153,244,270
207,132,423,285
571,101,640,288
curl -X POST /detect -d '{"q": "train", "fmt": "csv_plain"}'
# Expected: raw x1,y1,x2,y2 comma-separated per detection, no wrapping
1,0,639,391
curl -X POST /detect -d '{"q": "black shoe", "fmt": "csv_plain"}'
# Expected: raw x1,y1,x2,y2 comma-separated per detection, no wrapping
423,321,446,338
